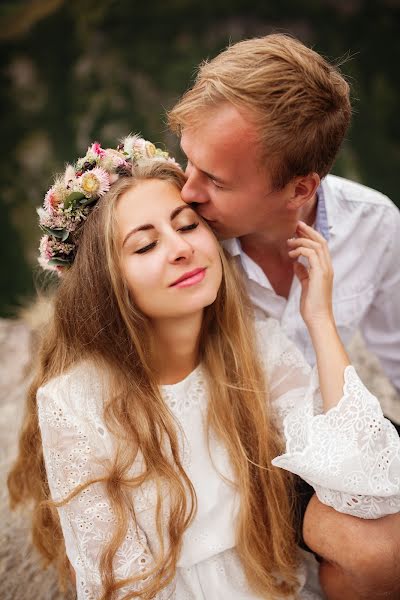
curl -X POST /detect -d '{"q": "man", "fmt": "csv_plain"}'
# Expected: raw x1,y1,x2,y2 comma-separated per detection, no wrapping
168,34,400,599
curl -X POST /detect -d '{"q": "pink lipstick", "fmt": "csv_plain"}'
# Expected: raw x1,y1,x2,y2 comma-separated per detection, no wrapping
170,267,206,288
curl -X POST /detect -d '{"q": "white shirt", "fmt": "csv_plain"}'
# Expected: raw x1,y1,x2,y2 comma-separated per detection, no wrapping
37,318,400,600
224,175,400,394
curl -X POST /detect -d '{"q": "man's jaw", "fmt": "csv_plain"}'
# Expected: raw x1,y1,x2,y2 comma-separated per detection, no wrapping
191,205,239,239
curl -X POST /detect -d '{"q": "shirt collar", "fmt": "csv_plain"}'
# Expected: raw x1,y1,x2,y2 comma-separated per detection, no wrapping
318,176,339,239
315,184,330,241
222,237,241,257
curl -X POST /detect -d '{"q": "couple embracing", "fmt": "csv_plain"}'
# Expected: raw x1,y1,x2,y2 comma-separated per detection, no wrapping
8,34,400,599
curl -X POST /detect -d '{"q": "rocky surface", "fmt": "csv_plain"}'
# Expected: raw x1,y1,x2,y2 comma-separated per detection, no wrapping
0,318,399,599
0,318,74,600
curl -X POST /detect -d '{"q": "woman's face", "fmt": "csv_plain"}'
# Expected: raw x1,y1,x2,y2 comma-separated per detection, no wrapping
116,178,223,321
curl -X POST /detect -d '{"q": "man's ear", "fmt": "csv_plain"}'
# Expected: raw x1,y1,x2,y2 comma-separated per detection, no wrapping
286,173,320,210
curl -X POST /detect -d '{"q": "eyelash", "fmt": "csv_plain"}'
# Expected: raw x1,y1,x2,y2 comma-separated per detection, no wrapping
179,222,199,232
211,180,223,189
135,222,199,254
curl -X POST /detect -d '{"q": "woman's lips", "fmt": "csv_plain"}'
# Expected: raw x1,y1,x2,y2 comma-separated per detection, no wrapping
170,268,206,288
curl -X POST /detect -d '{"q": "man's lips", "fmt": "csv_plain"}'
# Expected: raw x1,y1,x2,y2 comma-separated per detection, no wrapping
169,267,206,287
198,213,216,224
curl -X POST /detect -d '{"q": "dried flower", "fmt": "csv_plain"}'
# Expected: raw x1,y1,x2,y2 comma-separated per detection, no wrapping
79,167,110,198
38,134,180,274
89,142,105,157
43,186,58,214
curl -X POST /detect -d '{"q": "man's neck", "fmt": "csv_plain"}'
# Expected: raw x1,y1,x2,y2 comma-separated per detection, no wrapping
240,193,318,251
152,312,202,385
239,193,318,299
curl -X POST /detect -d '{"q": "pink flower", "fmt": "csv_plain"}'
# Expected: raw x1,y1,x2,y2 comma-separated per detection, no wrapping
44,186,61,215
89,142,105,157
38,235,74,275
79,167,110,198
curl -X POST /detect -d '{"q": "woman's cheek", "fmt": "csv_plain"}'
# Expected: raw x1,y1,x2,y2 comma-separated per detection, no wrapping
135,257,164,290
198,228,220,257
123,258,154,297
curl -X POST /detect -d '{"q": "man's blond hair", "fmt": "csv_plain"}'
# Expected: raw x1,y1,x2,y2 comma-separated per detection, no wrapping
169,34,351,189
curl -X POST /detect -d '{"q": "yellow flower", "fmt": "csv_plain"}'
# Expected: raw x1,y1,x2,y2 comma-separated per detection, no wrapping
81,173,100,194
80,168,110,198
145,142,157,157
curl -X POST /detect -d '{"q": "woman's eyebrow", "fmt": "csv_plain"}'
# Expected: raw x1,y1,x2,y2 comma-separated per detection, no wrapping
170,204,194,220
122,205,194,247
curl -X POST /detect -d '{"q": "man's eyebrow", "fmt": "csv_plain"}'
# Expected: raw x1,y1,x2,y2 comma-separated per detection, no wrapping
202,169,226,185
180,142,227,185
122,205,194,247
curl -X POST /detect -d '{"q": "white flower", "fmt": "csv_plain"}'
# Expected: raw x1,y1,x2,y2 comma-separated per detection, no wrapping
64,165,76,187
122,135,147,159
99,148,127,172
79,167,110,198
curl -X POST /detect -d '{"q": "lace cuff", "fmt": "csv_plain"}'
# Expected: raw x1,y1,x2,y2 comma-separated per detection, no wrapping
272,366,400,518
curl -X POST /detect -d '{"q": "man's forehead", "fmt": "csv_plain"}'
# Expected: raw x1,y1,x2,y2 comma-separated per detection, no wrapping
182,105,256,143
181,107,259,174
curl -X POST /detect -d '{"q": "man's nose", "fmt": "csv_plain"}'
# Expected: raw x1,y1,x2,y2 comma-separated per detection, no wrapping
181,170,208,205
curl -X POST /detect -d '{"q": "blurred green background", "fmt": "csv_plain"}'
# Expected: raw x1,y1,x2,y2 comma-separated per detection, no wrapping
1,0,399,317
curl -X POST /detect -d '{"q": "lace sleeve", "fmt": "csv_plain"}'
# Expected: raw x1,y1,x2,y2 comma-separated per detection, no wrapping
256,318,400,519
37,370,174,600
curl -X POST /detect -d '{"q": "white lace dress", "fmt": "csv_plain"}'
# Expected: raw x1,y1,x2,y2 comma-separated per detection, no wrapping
37,318,400,599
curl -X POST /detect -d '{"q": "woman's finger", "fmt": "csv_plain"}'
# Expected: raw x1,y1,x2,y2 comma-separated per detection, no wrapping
293,260,309,283
287,237,329,271
287,237,321,249
296,222,332,269
296,220,326,243
288,246,323,273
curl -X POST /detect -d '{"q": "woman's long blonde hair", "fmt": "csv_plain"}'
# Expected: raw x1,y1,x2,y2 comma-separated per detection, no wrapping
8,159,298,599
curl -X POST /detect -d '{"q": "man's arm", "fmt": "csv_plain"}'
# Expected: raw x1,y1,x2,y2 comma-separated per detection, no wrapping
359,204,400,395
304,495,400,600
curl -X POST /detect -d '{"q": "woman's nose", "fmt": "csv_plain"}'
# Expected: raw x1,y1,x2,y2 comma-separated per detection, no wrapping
168,232,194,263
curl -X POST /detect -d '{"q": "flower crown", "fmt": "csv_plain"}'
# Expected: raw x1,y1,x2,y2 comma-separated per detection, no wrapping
38,135,177,275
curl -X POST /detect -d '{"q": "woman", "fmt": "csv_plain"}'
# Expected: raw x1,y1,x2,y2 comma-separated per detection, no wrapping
8,135,400,600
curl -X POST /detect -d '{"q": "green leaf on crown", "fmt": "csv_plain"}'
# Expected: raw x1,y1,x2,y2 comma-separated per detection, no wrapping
79,195,98,206
64,191,86,209
48,257,73,266
40,226,69,241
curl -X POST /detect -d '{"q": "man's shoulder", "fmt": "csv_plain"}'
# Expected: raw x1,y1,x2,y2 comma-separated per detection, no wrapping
324,174,397,212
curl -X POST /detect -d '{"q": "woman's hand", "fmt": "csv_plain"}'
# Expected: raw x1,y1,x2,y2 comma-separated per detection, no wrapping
287,221,334,329
288,221,350,412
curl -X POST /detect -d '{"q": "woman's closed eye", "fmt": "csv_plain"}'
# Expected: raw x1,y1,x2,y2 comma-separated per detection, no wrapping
135,241,157,254
135,222,199,254
178,222,199,232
